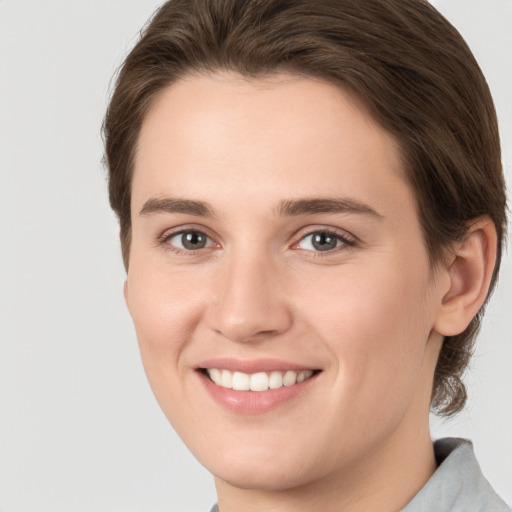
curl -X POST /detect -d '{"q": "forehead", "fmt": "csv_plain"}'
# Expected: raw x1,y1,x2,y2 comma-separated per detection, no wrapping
133,72,412,219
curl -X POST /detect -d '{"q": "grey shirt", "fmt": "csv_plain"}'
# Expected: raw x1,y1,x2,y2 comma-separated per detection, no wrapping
210,437,509,511
402,437,508,511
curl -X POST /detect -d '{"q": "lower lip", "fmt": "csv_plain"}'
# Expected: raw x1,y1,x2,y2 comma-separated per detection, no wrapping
198,371,319,415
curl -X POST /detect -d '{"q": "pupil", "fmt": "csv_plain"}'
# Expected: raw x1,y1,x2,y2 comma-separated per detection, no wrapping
312,233,337,251
182,231,206,250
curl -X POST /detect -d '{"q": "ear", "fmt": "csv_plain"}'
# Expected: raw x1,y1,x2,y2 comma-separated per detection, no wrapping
434,217,497,337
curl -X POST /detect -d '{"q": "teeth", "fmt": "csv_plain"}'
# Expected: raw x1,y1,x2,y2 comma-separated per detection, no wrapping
205,368,314,391
232,371,250,391
221,369,233,388
209,368,222,385
268,371,283,389
250,372,269,391
283,370,297,386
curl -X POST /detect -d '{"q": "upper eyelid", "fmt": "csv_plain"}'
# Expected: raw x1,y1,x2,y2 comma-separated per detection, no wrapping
159,224,217,241
292,232,356,253
293,225,358,243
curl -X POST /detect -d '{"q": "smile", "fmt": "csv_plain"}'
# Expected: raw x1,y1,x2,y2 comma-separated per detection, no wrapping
205,368,315,391
197,361,322,414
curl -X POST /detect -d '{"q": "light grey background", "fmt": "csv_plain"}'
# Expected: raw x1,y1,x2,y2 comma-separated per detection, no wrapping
0,1,510,510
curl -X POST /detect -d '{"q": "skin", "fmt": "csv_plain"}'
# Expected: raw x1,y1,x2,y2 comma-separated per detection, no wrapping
125,73,496,512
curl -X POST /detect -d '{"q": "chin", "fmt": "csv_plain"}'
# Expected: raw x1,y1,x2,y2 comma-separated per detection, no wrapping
190,433,325,492
212,458,315,492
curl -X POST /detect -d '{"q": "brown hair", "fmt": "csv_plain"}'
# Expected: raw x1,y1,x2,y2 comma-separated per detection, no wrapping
103,0,507,416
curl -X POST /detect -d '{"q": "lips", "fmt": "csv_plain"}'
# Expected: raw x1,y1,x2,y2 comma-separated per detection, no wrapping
196,358,321,414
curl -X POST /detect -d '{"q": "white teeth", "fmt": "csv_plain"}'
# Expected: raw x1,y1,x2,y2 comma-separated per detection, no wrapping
268,371,283,389
221,369,233,388
232,371,250,391
304,370,313,380
283,370,297,386
205,368,315,391
209,368,222,385
250,372,269,391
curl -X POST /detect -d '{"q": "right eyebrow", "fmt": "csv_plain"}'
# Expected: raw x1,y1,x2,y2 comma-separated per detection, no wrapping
139,197,216,218
276,197,383,219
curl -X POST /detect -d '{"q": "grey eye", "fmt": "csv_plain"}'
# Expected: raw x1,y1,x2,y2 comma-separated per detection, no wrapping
167,230,212,250
298,231,344,252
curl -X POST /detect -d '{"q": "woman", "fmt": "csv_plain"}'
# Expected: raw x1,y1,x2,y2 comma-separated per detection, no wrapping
103,0,509,510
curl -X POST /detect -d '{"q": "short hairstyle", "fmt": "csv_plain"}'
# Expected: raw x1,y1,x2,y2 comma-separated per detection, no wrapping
103,0,507,416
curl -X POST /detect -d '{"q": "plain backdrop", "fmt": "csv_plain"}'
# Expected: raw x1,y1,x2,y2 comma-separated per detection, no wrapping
0,1,510,510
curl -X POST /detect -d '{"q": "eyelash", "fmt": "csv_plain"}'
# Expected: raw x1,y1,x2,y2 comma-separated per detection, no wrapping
158,226,357,257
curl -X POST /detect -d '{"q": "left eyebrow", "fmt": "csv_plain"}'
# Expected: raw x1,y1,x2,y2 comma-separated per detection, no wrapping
139,197,216,218
276,197,383,219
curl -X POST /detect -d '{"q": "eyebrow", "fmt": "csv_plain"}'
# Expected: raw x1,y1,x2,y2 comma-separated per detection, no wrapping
276,197,383,219
139,196,382,219
139,197,216,217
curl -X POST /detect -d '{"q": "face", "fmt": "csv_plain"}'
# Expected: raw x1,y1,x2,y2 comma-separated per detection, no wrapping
126,73,447,491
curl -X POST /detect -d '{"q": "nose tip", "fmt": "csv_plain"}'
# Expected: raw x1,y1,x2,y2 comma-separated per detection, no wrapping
206,258,292,344
213,311,286,344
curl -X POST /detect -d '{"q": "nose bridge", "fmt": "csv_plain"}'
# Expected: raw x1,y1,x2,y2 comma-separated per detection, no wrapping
207,246,291,343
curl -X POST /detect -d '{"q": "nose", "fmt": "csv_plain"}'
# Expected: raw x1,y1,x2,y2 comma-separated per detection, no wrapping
205,251,293,343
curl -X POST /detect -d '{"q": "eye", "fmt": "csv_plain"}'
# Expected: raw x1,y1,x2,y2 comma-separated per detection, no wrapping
164,230,214,251
296,230,353,252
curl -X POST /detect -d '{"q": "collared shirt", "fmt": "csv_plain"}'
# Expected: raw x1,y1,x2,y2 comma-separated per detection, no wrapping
209,437,509,511
402,437,509,511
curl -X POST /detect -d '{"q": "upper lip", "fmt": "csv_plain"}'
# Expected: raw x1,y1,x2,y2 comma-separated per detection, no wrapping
196,358,320,373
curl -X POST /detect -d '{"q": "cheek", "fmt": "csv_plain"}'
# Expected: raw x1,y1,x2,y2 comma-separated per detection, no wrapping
126,262,206,383
297,257,433,399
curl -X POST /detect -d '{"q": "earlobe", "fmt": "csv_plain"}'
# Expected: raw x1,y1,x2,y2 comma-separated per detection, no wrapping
434,217,497,337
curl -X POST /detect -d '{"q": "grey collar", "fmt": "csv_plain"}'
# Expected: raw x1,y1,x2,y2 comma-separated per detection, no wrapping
402,437,509,511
